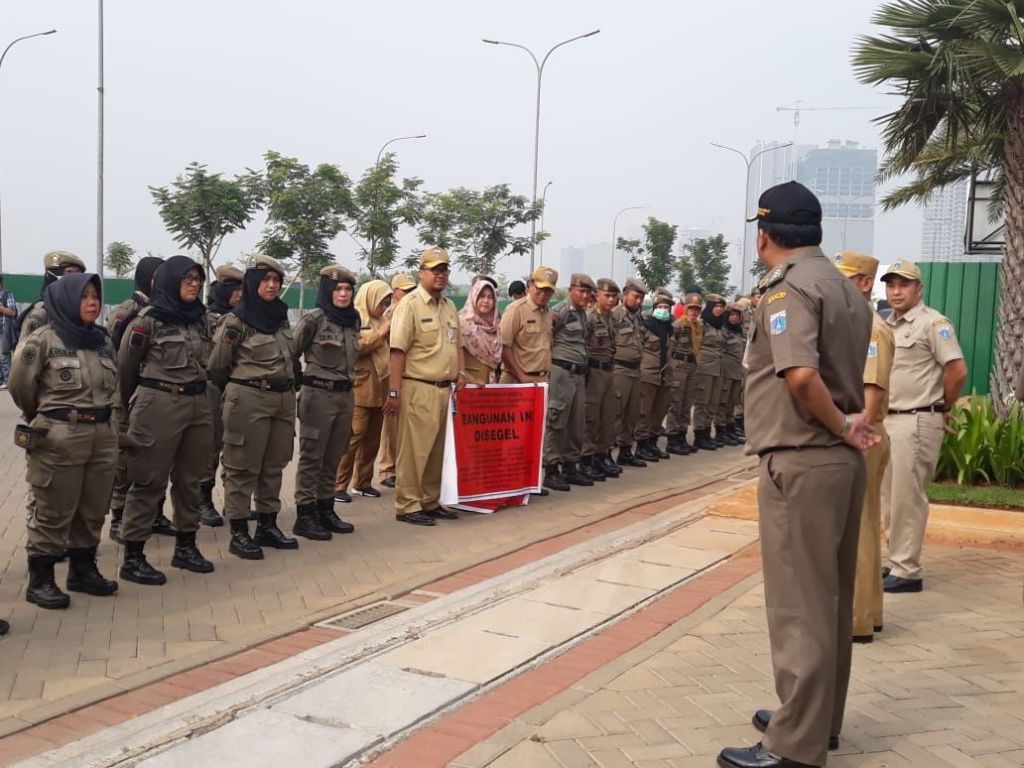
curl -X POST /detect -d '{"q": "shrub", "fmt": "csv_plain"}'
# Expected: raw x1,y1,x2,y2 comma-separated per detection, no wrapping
936,398,1024,486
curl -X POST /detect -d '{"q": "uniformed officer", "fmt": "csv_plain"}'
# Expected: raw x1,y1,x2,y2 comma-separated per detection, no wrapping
611,278,647,467
117,256,215,584
545,273,595,489
15,250,87,344
634,291,675,462
499,266,556,385
719,181,877,768
583,278,621,479
10,273,119,609
693,293,727,450
377,272,417,489
208,254,301,559
107,255,165,542
383,246,465,525
292,265,359,540
715,302,746,445
881,258,967,593
198,264,244,527
665,293,702,454
833,250,894,643
336,280,393,503
459,278,502,384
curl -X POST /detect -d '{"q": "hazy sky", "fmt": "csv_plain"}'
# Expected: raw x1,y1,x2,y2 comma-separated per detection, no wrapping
0,0,922,283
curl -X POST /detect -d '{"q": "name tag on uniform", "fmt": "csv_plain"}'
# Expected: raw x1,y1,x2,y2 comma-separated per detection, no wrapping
770,311,787,335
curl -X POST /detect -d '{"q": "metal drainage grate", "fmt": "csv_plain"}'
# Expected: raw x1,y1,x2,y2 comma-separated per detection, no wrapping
320,601,409,631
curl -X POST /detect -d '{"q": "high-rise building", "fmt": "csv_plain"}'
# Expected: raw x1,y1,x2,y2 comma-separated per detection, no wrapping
920,178,982,262
561,243,633,285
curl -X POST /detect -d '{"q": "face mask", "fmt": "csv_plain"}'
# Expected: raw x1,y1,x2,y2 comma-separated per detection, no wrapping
653,308,671,322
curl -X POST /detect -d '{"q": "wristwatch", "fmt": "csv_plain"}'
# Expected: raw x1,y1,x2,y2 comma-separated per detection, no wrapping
388,389,400,398
837,414,852,437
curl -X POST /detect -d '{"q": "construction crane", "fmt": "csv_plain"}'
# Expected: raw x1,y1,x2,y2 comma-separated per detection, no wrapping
776,100,880,127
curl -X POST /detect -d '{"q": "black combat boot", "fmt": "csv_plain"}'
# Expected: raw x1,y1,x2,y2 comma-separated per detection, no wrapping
171,531,214,573
616,445,646,467
255,513,299,550
317,498,354,534
734,416,747,441
543,464,570,491
694,428,717,451
715,424,739,447
228,518,264,560
562,462,595,487
120,540,167,585
636,439,661,462
26,555,70,609
152,496,175,537
654,436,671,459
294,502,332,541
599,452,622,476
677,434,696,454
667,435,691,456
109,508,124,543
67,547,118,595
581,456,607,481
728,423,746,444
198,483,224,528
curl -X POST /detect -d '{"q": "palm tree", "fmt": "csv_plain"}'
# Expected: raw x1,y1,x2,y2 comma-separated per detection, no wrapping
852,0,1023,414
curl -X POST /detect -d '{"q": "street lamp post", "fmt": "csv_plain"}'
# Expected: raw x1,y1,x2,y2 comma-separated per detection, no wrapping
610,205,646,278
539,180,552,260
483,29,600,273
369,134,425,266
710,141,792,294
0,28,57,274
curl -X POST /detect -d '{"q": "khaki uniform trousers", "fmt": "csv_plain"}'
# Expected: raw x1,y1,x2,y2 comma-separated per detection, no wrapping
758,445,865,767
395,379,450,515
220,384,295,520
336,405,384,491
122,388,213,541
853,424,889,636
612,366,641,448
692,372,722,430
25,417,117,557
544,365,586,466
881,411,944,580
665,359,696,437
295,386,354,507
583,366,616,456
200,381,225,487
634,380,671,441
110,403,130,511
377,414,397,481
716,377,742,427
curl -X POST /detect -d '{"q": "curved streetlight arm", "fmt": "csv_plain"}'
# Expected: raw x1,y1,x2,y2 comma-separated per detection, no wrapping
750,141,793,167
540,29,601,71
710,142,750,169
610,206,647,273
375,134,426,167
0,29,57,71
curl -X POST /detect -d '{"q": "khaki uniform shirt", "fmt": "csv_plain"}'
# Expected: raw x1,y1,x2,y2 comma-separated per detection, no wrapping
865,312,895,422
208,314,300,387
390,285,459,382
499,295,552,375
107,294,146,351
720,328,745,381
671,317,701,360
586,307,616,363
610,305,644,365
117,308,209,403
885,302,963,411
697,323,725,375
550,300,588,366
745,247,871,455
10,326,118,421
17,303,48,346
292,308,359,382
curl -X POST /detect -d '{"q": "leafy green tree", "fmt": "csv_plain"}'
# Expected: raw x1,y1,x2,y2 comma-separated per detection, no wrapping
259,151,356,309
353,152,424,276
104,241,135,278
149,162,265,279
750,258,769,283
681,234,734,296
852,0,1024,413
618,217,678,292
417,184,542,275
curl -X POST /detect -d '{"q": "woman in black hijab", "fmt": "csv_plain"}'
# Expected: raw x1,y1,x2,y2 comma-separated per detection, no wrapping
9,273,119,610
693,294,728,450
208,255,301,561
116,255,217,585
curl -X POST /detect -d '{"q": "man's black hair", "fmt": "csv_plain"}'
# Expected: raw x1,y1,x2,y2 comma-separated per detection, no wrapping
758,220,822,249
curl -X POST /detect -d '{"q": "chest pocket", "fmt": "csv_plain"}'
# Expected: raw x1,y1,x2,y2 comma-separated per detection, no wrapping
318,339,344,369
248,336,280,363
418,318,440,344
524,320,541,335
154,335,189,369
49,357,82,392
560,316,584,343
443,319,458,345
98,355,117,394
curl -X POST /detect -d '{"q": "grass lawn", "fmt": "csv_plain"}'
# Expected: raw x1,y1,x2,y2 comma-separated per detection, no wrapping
927,481,1024,510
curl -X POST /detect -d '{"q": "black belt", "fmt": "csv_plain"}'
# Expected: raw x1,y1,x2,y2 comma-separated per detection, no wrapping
138,377,207,396
552,359,588,375
403,376,454,388
672,353,696,363
614,359,640,370
588,359,614,371
525,370,548,377
229,378,294,393
889,404,946,415
40,407,112,424
302,375,353,392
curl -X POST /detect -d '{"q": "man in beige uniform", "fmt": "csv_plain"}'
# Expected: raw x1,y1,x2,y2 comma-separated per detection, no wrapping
583,278,621,479
378,272,416,489
383,248,465,526
881,259,967,593
611,278,647,467
833,251,894,643
720,181,877,768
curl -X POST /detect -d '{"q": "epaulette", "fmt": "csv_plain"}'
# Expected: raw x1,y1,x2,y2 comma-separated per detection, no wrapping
757,262,792,292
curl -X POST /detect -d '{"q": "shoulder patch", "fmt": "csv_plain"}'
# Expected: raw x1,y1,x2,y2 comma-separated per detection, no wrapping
769,310,787,335
765,291,787,305
224,327,242,345
129,326,149,348
21,344,38,366
936,325,953,340
867,341,878,358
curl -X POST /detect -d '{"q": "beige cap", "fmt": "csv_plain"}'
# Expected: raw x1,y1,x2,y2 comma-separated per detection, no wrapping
44,250,85,271
833,251,880,279
390,273,416,291
705,293,726,305
725,301,745,312
623,277,648,295
320,264,356,285
881,258,921,282
570,273,596,291
652,292,673,306
244,253,286,277
684,294,702,308
215,265,244,282
419,246,450,268
530,265,559,290
595,278,620,293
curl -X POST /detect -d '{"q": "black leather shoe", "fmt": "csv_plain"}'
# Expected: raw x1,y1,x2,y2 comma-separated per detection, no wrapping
667,437,691,456
716,426,739,447
562,463,594,487
598,455,622,476
353,486,381,498
152,512,175,537
653,439,670,459
67,548,118,595
717,742,815,767
544,467,571,491
396,511,436,526
852,634,873,643
694,429,717,451
752,709,838,750
580,458,606,482
884,574,922,593
616,446,647,467
26,555,70,609
255,514,299,550
228,519,264,560
334,491,352,504
170,532,215,573
318,505,355,534
119,541,167,585
426,506,459,520
381,476,396,488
